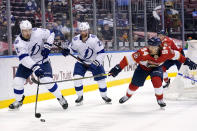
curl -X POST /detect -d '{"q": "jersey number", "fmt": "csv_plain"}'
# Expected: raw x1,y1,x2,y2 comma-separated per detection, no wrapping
97,41,102,46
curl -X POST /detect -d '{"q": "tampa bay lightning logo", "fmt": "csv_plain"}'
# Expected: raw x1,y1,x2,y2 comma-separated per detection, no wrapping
84,47,93,59
31,43,40,56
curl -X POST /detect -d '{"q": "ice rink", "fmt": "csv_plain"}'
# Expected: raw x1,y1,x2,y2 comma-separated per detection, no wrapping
1,79,197,131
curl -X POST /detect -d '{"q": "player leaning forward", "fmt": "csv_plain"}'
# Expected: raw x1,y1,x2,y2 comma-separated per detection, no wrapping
61,22,111,104
9,20,68,109
109,37,197,107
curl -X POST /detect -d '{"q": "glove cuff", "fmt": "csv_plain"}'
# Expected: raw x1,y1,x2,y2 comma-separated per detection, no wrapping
44,42,52,50
32,64,40,71
93,60,100,66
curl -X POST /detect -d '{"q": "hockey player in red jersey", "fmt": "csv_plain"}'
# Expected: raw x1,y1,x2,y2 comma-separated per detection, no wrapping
158,30,185,88
109,37,197,107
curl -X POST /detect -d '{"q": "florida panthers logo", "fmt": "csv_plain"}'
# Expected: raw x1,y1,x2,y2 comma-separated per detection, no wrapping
84,47,93,59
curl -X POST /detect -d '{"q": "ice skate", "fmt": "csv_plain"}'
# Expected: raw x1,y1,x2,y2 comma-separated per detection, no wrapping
163,79,170,88
9,95,25,109
157,99,166,108
57,96,68,109
119,96,130,104
102,96,112,103
75,96,83,105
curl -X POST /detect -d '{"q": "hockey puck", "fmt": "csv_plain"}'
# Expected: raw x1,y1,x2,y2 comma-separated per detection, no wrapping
40,119,46,122
35,113,41,118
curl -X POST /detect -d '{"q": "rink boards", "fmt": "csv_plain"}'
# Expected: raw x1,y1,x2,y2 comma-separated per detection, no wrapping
0,51,179,109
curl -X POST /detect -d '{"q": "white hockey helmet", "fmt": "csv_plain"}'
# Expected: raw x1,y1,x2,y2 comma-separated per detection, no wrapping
20,20,32,30
78,22,90,31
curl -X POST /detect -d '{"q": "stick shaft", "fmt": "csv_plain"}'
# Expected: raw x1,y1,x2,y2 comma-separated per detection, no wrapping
35,79,40,114
178,73,197,82
53,43,89,67
32,73,110,85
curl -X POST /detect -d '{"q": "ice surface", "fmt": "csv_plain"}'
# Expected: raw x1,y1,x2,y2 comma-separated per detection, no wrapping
1,80,197,131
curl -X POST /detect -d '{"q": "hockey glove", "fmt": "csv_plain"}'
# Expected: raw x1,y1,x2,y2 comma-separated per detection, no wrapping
41,43,51,59
33,65,44,77
61,48,70,56
41,48,50,59
184,58,197,70
109,64,122,77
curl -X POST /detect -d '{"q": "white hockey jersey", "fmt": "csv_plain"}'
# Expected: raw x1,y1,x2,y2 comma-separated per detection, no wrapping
14,28,55,69
68,34,105,65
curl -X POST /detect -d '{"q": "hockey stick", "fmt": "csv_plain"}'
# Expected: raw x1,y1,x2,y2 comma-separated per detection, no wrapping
53,43,89,67
35,77,41,118
178,73,197,83
31,73,110,85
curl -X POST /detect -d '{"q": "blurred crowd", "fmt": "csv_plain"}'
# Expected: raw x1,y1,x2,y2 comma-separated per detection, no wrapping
0,0,197,55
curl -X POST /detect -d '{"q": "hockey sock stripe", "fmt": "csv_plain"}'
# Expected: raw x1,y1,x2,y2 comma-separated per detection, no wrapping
127,84,139,96
126,93,132,97
75,85,83,91
155,94,163,100
19,54,29,60
128,83,139,91
48,83,58,92
99,87,107,92
14,88,24,94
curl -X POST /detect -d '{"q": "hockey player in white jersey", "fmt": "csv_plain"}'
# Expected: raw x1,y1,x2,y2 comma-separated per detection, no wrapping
61,22,111,104
9,20,68,110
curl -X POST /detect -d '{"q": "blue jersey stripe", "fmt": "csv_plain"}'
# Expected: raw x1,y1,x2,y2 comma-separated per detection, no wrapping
19,54,29,60
97,49,105,54
71,48,78,53
44,42,52,47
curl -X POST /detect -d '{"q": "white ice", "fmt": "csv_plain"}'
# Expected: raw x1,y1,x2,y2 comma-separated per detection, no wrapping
1,79,197,131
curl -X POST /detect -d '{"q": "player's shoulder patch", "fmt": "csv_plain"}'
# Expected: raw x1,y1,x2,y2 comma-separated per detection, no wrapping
90,34,96,38
73,36,78,41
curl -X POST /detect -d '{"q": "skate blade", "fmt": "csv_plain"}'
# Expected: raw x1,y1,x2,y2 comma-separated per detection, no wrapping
105,101,112,104
8,108,20,111
76,102,83,106
160,107,165,110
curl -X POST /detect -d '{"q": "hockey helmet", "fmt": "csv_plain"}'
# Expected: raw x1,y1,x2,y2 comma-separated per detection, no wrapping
157,30,166,35
148,37,161,46
20,20,32,30
78,22,90,31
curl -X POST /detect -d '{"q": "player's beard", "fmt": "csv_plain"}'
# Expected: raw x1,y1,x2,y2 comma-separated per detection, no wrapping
150,48,159,56
24,34,31,40
81,33,88,38
81,33,88,42
22,30,32,40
